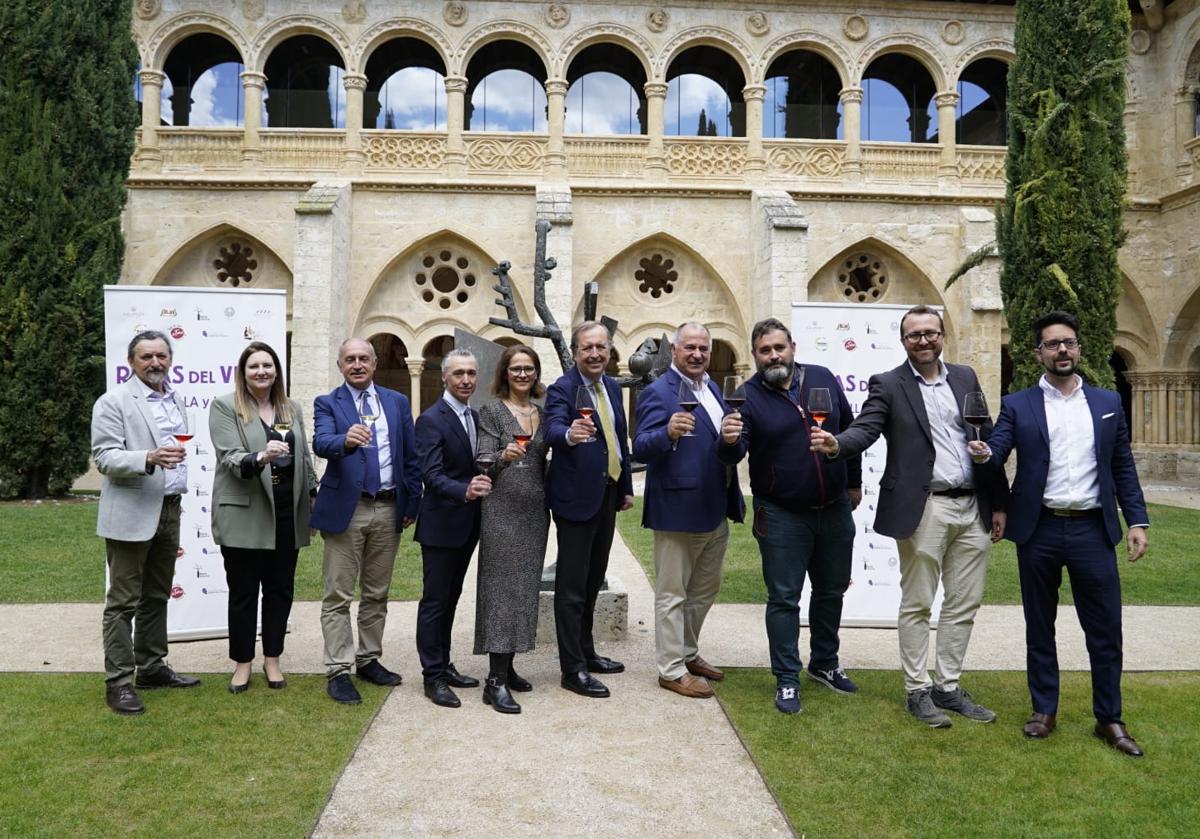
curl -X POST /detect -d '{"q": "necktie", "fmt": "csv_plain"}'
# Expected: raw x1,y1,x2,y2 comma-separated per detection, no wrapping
464,410,477,453
360,392,381,495
592,381,622,482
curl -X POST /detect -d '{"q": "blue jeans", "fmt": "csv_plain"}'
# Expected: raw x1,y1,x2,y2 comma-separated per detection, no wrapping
753,497,855,686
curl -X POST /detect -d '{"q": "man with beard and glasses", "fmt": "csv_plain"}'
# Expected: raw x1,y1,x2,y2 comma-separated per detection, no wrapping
970,311,1148,757
92,330,201,715
719,318,862,715
810,305,1008,729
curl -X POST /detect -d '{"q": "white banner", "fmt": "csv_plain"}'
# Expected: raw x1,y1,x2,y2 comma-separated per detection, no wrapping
792,303,943,627
103,286,288,641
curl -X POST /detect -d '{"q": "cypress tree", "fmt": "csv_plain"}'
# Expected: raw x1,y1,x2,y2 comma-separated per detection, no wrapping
996,0,1130,389
0,1,138,498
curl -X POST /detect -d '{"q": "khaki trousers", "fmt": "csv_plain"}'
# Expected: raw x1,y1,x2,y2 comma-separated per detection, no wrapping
320,497,399,678
653,522,729,680
896,494,990,693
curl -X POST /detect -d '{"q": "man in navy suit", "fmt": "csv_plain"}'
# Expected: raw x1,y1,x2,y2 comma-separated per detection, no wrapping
545,321,634,698
312,338,421,705
414,348,492,708
972,310,1149,757
634,323,744,699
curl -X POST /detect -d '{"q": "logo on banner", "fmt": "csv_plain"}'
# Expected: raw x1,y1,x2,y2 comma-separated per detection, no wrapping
160,307,177,317
844,339,857,351
201,586,229,596
202,330,230,339
192,484,209,497
170,585,185,599
123,305,145,317
836,322,850,331
866,323,880,334
243,326,256,340
169,325,186,340
194,566,210,579
196,526,210,539
814,337,828,352
133,322,149,333
195,308,210,321
254,308,272,318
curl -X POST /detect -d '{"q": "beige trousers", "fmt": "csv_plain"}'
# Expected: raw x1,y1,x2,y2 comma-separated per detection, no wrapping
320,498,399,678
653,522,729,680
896,494,990,693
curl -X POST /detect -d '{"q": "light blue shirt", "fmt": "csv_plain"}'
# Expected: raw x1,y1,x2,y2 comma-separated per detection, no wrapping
347,383,393,490
133,376,188,495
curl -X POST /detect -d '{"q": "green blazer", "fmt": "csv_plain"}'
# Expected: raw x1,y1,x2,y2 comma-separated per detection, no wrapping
208,393,316,550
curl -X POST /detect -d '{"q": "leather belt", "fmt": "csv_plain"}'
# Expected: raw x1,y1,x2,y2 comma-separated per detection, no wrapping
362,488,397,501
1042,506,1101,519
932,487,973,498
271,474,283,486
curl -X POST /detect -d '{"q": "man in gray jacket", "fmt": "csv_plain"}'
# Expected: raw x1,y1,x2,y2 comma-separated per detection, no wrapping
92,330,200,715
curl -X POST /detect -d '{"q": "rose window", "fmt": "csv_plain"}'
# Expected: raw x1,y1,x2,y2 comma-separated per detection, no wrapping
415,250,476,309
213,242,257,287
635,253,678,299
837,253,888,302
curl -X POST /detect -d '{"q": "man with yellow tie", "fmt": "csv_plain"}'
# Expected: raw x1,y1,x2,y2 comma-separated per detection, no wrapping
545,321,635,698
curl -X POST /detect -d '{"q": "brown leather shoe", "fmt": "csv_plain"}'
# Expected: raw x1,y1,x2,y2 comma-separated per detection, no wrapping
1094,722,1144,757
686,656,724,681
658,673,714,699
1022,712,1056,739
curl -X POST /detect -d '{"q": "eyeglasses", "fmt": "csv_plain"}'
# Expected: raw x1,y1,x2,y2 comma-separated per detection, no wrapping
903,331,943,344
508,366,536,376
1038,339,1080,351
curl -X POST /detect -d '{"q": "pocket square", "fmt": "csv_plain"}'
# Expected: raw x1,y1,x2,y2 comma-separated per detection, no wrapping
1102,412,1115,419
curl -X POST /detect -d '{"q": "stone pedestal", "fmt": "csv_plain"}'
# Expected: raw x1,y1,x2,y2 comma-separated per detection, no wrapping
536,564,628,645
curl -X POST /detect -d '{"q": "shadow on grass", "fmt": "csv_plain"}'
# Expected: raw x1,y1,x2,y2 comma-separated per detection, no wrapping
716,669,1200,838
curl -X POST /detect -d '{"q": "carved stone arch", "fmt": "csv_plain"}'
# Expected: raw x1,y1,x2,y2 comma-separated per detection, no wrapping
1114,273,1160,367
757,31,852,88
354,17,453,73
133,30,150,68
948,39,1015,87
357,230,528,340
249,15,352,74
808,236,956,346
454,20,554,78
856,34,948,90
1184,37,1200,87
559,24,655,80
1163,279,1200,369
148,12,249,69
656,27,754,83
1175,15,1200,87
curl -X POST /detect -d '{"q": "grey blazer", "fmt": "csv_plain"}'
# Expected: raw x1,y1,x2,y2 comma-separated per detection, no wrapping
208,393,316,550
92,378,189,542
832,361,1008,541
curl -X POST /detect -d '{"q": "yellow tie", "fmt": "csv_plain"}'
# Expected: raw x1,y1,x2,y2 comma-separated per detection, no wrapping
592,381,622,482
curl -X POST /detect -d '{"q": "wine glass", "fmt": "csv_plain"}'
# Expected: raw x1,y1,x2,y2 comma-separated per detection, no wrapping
512,429,533,468
474,450,497,475
172,409,194,447
807,388,832,429
575,386,597,443
962,392,989,441
271,418,293,467
358,404,378,448
677,380,699,437
722,375,746,414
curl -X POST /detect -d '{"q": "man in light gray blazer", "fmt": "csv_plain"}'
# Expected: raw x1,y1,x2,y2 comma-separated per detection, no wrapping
92,330,200,715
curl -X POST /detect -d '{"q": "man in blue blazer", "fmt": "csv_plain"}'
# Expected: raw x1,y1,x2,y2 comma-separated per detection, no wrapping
973,311,1149,757
312,338,421,705
414,348,492,708
545,321,634,698
634,323,744,699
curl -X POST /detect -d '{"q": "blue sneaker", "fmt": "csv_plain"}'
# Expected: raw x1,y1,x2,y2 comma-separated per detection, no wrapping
806,666,860,695
775,684,801,714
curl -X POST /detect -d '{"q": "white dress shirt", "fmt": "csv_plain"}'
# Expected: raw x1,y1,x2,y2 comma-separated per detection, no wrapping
134,376,188,495
348,383,393,490
1040,374,1100,510
672,364,724,433
908,361,973,491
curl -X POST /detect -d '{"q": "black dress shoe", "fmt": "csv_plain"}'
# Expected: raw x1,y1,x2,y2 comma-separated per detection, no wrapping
483,677,522,714
263,666,286,690
106,684,145,715
327,674,362,705
561,671,610,698
507,666,533,693
1094,722,1144,757
445,662,480,688
229,680,250,695
135,666,201,690
356,660,402,687
424,679,462,708
586,656,625,674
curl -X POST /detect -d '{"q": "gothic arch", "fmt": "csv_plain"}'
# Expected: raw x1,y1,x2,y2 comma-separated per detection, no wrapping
656,28,754,82
146,221,292,284
249,15,351,74
1163,279,1200,369
1114,273,1160,368
148,12,248,69
559,24,655,80
454,20,554,78
354,17,453,73
855,34,948,91
757,32,852,88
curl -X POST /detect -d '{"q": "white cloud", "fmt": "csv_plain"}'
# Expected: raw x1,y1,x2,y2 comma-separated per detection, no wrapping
327,67,347,128
665,74,733,135
377,67,447,130
469,70,548,131
565,72,641,135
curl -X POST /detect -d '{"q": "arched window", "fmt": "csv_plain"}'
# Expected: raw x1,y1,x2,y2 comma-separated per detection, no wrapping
263,34,346,128
565,43,647,135
862,53,936,143
161,33,244,126
465,40,548,132
369,333,412,399
957,58,1008,146
763,49,843,139
364,37,447,130
665,46,746,137
421,335,454,412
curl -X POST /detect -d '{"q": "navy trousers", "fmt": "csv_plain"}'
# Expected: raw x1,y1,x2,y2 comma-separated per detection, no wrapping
416,538,478,684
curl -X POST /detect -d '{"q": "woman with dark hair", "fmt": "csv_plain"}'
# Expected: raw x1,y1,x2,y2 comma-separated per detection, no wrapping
473,344,551,713
209,341,316,693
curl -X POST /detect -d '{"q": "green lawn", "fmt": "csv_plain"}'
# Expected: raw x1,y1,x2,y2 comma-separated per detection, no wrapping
617,498,1200,606
717,669,1200,838
0,673,386,837
0,498,423,603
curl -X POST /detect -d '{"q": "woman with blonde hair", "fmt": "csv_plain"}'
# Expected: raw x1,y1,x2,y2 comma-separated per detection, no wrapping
209,341,316,693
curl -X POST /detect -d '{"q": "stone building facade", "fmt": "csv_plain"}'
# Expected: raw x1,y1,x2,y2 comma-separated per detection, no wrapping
123,0,1200,480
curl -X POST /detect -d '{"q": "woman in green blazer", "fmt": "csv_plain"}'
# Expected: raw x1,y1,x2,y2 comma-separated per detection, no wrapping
209,341,316,693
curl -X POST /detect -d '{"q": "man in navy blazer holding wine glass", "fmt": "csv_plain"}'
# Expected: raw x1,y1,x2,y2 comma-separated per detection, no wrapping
970,311,1148,757
545,321,634,699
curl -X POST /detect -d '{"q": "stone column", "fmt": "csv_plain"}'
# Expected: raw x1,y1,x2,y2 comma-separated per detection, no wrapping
743,84,767,181
137,69,164,170
936,90,959,180
749,190,809,326
839,86,863,181
545,78,568,181
1174,84,1198,176
240,71,266,164
405,359,425,418
342,72,367,171
1129,373,1146,444
644,81,669,180
291,181,353,419
445,75,468,176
